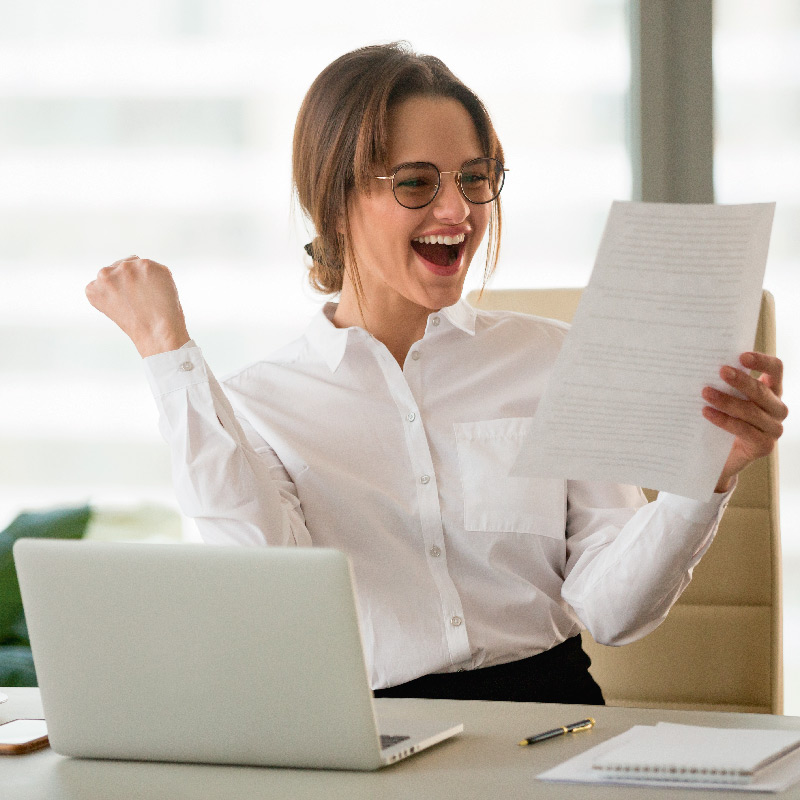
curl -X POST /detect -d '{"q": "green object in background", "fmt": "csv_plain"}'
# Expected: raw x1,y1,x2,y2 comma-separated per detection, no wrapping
0,506,91,686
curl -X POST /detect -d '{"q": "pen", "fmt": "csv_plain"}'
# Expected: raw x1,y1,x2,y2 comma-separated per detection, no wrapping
518,717,595,746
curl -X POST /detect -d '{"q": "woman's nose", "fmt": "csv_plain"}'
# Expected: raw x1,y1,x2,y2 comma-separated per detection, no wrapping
432,173,470,223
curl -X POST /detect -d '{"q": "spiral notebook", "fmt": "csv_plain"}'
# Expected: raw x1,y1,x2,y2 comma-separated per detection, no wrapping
593,724,800,785
540,723,800,793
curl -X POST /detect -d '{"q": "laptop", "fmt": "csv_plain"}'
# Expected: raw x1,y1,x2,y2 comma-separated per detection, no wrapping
13,539,463,770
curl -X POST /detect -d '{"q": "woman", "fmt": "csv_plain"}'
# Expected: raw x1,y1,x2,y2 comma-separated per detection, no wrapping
85,43,787,703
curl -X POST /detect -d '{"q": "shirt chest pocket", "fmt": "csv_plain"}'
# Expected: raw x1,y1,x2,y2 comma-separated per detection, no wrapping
454,418,566,538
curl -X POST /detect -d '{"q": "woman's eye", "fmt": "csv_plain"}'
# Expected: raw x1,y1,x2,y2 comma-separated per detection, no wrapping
398,176,432,188
462,173,488,185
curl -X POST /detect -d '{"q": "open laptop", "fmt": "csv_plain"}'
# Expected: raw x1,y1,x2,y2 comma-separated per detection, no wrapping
13,539,463,770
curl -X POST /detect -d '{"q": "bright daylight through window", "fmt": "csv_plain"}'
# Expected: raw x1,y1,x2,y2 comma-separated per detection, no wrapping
0,0,629,528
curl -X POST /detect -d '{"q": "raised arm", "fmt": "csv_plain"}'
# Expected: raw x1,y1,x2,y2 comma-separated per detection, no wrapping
86,256,310,547
563,350,787,645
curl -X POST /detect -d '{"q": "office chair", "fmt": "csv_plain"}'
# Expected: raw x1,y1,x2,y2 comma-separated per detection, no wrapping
467,288,782,713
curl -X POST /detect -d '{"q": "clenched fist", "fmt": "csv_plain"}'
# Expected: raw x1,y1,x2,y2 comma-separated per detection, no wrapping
86,256,191,358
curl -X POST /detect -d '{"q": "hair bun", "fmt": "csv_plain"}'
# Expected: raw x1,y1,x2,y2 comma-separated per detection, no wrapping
304,237,328,263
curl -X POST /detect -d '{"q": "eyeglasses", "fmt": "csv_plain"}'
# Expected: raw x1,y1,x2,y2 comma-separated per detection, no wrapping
374,157,507,209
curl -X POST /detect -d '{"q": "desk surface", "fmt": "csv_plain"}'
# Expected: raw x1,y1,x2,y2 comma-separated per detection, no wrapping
4,687,800,799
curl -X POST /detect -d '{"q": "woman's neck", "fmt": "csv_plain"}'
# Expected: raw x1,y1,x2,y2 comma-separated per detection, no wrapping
333,283,433,367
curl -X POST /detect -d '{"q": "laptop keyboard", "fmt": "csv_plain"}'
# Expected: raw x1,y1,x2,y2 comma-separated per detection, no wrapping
380,734,411,749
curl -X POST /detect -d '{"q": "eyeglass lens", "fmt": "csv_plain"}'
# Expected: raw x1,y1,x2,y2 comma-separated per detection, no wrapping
392,158,504,209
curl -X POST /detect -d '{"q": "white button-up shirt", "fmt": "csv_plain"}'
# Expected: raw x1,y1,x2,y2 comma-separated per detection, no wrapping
145,299,731,690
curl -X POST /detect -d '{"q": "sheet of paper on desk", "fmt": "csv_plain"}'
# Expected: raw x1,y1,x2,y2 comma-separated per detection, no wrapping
513,201,775,501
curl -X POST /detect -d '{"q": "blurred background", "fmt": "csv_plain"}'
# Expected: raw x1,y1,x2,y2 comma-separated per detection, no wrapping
0,1,797,707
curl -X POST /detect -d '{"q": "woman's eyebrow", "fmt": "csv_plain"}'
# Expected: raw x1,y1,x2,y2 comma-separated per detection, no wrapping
389,160,433,169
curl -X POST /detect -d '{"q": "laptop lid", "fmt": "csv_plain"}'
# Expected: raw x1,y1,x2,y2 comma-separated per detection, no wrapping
14,539,441,770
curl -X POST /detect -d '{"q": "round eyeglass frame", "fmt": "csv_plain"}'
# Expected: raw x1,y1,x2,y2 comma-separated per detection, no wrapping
374,157,508,210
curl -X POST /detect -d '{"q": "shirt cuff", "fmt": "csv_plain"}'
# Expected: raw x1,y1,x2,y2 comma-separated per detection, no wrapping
143,341,207,397
655,476,737,524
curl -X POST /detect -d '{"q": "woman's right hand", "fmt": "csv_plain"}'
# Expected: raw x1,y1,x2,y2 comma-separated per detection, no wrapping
86,256,191,358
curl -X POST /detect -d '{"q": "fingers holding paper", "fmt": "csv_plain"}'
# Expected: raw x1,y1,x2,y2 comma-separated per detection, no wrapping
702,352,788,492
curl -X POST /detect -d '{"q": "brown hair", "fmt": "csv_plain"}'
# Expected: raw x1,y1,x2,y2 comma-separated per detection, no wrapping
292,42,504,298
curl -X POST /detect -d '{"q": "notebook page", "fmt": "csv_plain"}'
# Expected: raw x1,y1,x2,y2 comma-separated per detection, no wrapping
591,723,800,783
539,725,800,793
513,201,775,500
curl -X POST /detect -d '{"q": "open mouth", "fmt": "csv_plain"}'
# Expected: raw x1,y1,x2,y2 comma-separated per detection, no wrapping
410,233,466,269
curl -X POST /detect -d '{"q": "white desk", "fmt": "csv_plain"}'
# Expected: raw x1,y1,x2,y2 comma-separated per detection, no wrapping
5,687,800,799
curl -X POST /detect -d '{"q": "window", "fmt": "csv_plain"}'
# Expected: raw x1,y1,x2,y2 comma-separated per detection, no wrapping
0,0,629,526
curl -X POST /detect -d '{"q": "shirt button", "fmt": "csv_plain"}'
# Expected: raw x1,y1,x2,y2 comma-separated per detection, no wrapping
432,316,440,326
429,546,441,558
450,616,463,627
179,361,194,372
411,350,421,360
420,475,430,485
406,412,416,422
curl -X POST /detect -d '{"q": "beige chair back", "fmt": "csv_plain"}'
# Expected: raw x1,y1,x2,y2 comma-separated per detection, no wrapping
467,288,782,714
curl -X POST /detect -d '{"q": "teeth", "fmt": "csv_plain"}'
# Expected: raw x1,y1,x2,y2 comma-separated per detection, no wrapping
412,233,466,246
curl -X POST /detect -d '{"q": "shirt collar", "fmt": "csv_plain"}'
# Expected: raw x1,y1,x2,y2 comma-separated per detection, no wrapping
441,298,478,336
305,303,352,373
306,298,478,373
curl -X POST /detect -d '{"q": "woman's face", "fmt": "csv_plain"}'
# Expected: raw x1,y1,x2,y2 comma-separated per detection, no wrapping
347,95,492,314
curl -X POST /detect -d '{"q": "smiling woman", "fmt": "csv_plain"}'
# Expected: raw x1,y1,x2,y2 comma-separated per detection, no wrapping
338,95,493,357
84,41,786,706
292,44,504,315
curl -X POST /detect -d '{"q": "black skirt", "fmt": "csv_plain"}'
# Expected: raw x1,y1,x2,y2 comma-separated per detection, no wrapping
372,635,604,704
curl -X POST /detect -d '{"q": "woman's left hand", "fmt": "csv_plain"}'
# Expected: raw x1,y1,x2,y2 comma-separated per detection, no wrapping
702,352,788,493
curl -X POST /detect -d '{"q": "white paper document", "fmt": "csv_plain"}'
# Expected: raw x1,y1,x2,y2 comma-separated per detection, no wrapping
514,201,775,500
539,723,800,793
